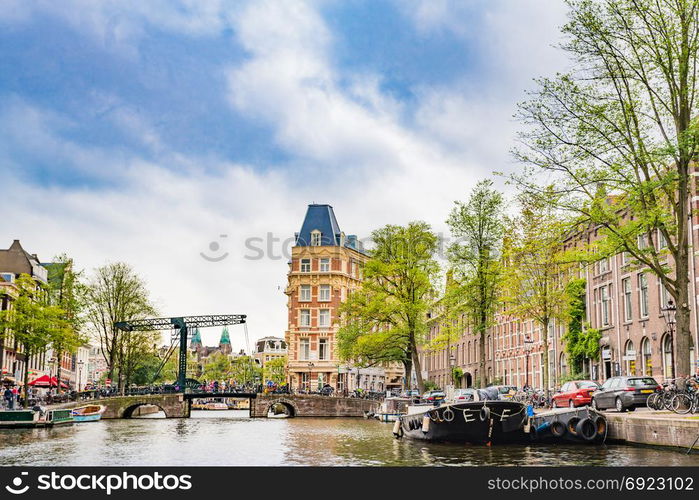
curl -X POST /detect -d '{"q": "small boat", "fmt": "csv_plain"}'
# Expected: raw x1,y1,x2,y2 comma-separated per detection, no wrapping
0,408,74,428
374,397,410,422
394,400,528,444
71,405,105,422
528,407,607,444
205,402,229,410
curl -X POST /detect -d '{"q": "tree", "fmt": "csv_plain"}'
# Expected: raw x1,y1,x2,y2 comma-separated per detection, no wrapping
45,255,86,392
83,263,157,390
202,352,233,381
0,274,68,407
263,356,287,385
502,191,573,392
338,222,439,392
447,180,504,388
513,0,699,377
562,278,602,376
229,355,261,385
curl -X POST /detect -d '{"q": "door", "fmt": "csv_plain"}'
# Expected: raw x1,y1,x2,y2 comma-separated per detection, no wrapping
598,377,615,407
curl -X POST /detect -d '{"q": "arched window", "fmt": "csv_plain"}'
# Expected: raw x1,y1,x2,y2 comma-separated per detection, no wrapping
467,341,471,364
662,334,673,379
624,340,636,376
559,352,567,378
310,230,322,246
641,337,652,376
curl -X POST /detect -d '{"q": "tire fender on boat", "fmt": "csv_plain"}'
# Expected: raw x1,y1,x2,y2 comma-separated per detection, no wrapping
551,420,566,438
567,416,581,436
422,415,431,433
479,406,490,422
593,415,607,437
575,418,597,442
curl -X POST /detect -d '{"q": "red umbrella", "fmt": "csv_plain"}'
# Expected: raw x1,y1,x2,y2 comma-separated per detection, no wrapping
28,375,69,388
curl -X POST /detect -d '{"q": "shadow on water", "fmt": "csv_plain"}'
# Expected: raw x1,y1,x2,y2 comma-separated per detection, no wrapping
0,414,696,466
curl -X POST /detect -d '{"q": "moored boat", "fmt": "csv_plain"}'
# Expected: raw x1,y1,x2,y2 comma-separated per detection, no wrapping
528,407,607,444
71,405,105,422
0,408,74,428
394,400,528,444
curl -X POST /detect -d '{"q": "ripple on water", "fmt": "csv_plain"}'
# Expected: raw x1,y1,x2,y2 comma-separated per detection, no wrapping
0,413,697,466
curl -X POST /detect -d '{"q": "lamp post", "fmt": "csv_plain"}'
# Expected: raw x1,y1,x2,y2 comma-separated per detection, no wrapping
523,335,534,389
449,353,457,387
661,299,677,379
77,360,84,392
307,362,314,392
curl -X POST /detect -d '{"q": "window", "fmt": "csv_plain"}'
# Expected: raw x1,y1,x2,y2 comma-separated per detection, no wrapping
624,340,636,376
299,285,311,302
319,309,330,327
657,229,668,249
622,252,631,265
598,258,609,274
300,259,311,273
299,309,310,327
319,258,330,272
311,230,321,246
299,338,310,360
0,273,13,283
638,233,650,249
662,334,673,378
641,337,652,376
659,282,670,311
600,286,610,326
319,285,331,302
319,338,328,360
623,278,632,321
638,273,649,318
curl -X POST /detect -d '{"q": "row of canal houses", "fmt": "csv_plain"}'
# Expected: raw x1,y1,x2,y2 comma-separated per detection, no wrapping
0,240,92,391
422,216,699,391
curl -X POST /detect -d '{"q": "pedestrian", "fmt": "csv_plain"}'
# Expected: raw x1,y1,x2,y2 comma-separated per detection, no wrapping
3,386,13,410
11,385,19,408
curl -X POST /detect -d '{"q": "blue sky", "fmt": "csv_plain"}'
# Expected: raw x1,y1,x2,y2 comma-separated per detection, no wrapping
0,0,568,348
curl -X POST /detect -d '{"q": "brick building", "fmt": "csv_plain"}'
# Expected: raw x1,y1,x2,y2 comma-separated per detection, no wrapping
284,204,402,393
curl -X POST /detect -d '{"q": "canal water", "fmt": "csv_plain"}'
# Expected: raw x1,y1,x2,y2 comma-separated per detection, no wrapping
0,410,697,466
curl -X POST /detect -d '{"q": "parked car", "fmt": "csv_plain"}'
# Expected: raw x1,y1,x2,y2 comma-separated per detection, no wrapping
552,380,600,408
451,388,478,402
421,390,446,402
591,376,660,412
489,385,518,400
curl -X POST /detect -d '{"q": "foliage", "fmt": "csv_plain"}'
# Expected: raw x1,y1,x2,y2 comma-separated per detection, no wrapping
502,189,573,392
82,262,158,390
559,371,590,384
561,278,602,375
452,366,463,381
201,351,233,381
446,180,504,388
338,222,440,392
0,274,69,407
263,356,287,385
511,0,699,376
423,380,439,391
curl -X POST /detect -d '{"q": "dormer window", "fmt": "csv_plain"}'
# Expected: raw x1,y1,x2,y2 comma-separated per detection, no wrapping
311,230,322,246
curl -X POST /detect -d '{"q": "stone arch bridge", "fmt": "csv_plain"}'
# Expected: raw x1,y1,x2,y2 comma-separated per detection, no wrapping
51,393,379,419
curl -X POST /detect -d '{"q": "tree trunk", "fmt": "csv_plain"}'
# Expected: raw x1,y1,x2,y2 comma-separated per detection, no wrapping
402,358,412,390
23,352,30,409
542,318,549,396
479,307,487,388
55,350,62,395
411,341,424,393
675,259,691,378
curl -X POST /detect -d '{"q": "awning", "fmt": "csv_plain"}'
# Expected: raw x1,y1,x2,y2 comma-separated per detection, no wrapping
28,375,69,388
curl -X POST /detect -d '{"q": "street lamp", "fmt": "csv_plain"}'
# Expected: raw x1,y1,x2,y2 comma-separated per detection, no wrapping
307,362,314,392
77,360,84,392
523,335,534,389
449,353,457,387
661,299,677,379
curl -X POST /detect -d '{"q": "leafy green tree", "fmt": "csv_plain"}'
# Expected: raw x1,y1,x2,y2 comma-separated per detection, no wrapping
0,274,68,407
513,0,699,377
502,190,573,392
562,278,602,376
338,222,439,392
202,352,233,381
263,356,287,385
229,355,261,385
447,180,504,388
83,263,157,391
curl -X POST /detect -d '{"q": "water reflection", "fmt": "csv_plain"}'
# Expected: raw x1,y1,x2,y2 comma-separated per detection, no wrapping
0,412,696,466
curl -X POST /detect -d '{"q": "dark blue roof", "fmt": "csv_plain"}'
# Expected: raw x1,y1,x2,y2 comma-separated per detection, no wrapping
295,204,365,253
295,204,342,246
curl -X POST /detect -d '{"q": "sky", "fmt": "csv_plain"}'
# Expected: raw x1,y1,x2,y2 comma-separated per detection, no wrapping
0,0,570,351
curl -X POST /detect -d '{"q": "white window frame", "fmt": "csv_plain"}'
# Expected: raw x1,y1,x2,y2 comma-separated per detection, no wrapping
299,338,310,360
657,229,668,249
319,338,328,360
300,259,311,273
600,286,610,326
299,285,311,302
319,258,330,272
299,309,311,327
311,230,322,246
319,285,331,302
638,273,649,318
623,277,632,322
319,309,330,327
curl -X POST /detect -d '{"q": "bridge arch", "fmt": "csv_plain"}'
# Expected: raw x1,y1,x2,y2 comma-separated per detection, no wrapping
121,402,168,418
265,398,298,418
